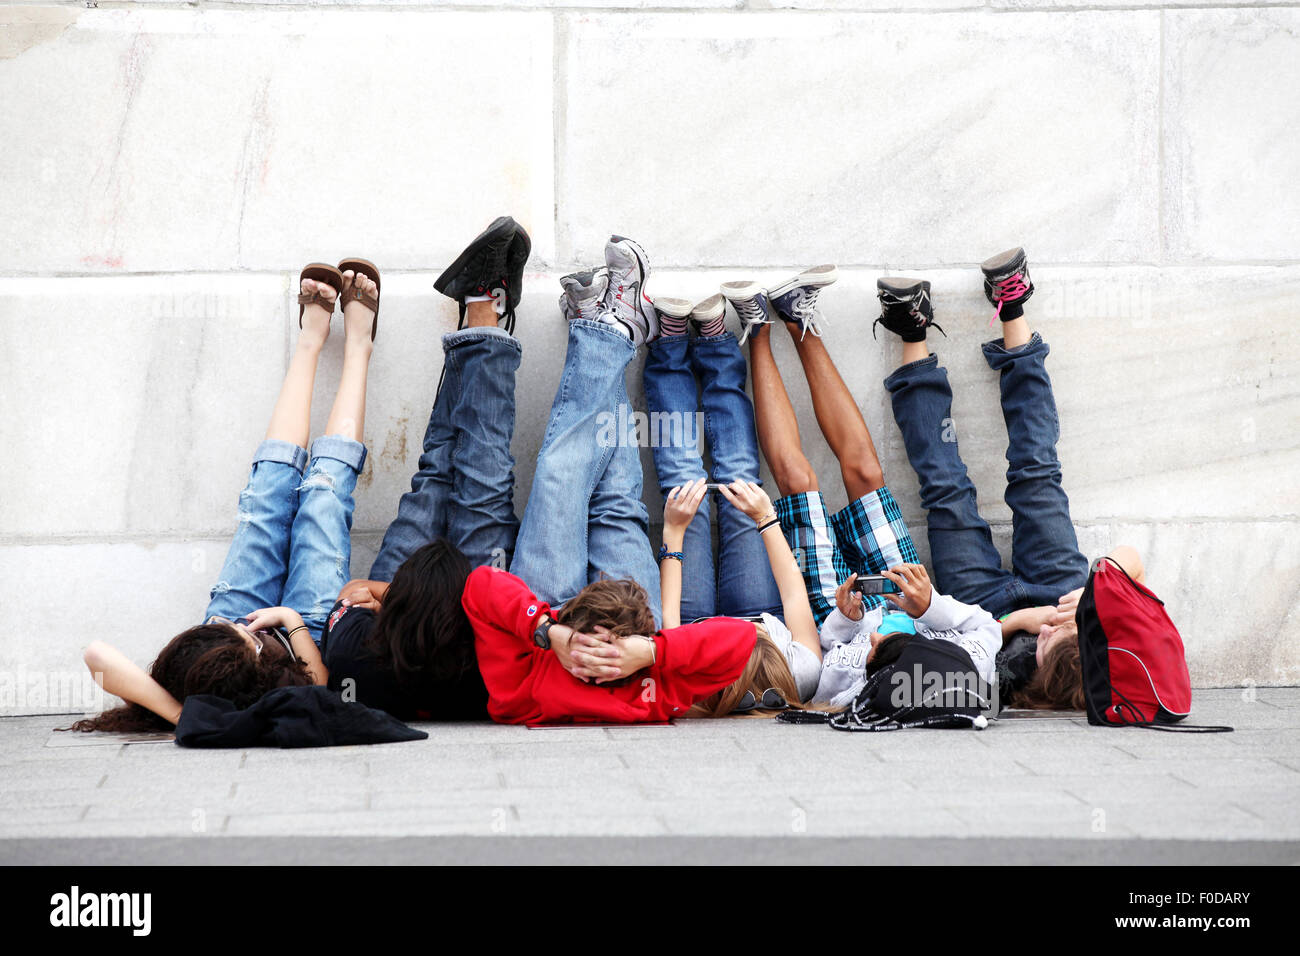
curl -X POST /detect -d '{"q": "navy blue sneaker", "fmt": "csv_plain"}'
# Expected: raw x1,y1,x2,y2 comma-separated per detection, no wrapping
720,280,775,346
769,264,837,339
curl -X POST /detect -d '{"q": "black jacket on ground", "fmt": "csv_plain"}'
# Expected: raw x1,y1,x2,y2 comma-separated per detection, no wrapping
174,685,428,749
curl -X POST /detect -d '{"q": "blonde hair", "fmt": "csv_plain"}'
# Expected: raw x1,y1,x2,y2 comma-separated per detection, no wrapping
684,624,803,719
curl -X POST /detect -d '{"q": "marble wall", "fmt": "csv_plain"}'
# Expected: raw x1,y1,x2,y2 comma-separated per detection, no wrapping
2,2,1297,713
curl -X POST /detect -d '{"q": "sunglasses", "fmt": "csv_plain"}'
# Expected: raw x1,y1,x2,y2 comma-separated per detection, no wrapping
205,616,297,661
734,687,789,713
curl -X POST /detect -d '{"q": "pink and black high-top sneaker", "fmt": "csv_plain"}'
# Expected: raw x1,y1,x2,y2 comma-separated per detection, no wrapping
981,246,1035,321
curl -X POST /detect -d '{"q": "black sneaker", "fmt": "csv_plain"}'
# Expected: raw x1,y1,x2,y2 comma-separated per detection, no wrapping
503,223,531,330
980,246,1034,321
873,277,944,342
433,216,524,331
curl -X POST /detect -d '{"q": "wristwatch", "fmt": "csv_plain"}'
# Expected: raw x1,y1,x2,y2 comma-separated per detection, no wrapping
533,615,558,650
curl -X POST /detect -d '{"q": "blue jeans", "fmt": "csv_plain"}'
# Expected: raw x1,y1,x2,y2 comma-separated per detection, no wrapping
511,320,662,626
883,333,1088,618
643,332,782,621
204,435,367,643
370,327,522,580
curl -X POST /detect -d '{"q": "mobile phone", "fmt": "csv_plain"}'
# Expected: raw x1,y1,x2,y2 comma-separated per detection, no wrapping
853,574,901,595
704,483,730,492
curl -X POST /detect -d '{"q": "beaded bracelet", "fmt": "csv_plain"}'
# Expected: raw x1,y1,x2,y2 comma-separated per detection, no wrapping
658,545,684,562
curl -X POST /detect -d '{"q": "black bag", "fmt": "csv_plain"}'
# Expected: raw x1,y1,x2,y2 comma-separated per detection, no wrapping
781,637,992,731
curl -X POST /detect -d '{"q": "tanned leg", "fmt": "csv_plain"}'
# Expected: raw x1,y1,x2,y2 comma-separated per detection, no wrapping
786,323,885,500
749,325,817,496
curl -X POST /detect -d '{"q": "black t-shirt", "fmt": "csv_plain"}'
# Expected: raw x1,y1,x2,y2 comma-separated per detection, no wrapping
320,601,489,722
996,632,1038,704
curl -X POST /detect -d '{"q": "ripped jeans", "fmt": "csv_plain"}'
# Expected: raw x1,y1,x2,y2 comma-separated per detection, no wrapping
203,435,367,644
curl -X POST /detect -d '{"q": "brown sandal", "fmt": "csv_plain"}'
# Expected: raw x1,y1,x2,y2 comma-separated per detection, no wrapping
297,263,344,327
337,257,381,341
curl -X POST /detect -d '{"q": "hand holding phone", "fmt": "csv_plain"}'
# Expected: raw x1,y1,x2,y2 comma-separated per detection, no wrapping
853,574,902,596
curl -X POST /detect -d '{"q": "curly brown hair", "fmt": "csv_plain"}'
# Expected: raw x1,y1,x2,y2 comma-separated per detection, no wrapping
62,622,312,733
1010,635,1085,710
554,577,656,639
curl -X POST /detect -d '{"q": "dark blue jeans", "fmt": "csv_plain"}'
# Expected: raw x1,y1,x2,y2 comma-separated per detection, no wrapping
643,332,782,621
369,327,522,581
883,333,1088,618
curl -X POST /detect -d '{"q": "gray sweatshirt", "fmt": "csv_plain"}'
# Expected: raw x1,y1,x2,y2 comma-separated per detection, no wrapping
812,593,1002,708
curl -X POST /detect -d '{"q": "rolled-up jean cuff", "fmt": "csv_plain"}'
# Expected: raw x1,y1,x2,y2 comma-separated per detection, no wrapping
882,353,939,389
252,438,309,473
982,330,1046,365
443,325,521,352
308,434,368,473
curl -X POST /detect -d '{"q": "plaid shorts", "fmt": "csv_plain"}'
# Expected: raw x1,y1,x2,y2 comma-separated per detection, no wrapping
774,486,919,627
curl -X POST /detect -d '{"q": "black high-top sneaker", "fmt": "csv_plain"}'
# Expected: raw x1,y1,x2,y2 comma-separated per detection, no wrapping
873,277,944,341
433,216,522,331
980,246,1034,321
501,222,531,333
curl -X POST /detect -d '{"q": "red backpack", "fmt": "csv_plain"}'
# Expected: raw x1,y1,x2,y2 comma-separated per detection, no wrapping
1075,557,1231,733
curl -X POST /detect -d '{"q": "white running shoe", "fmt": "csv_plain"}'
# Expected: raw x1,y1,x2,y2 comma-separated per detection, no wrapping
559,267,610,324
603,235,659,347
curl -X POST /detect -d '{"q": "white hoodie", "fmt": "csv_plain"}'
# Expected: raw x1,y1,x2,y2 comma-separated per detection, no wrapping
812,593,1002,708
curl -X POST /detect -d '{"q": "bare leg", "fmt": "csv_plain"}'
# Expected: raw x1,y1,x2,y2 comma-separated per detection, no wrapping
900,340,930,366
1001,314,1031,350
324,270,378,441
786,323,884,500
464,299,498,328
749,325,817,496
265,281,333,447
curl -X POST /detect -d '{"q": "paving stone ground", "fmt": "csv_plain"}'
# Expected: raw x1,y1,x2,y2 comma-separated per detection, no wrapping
2,689,1297,864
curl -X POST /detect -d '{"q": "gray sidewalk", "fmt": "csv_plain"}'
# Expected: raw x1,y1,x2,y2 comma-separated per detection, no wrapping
2,688,1297,865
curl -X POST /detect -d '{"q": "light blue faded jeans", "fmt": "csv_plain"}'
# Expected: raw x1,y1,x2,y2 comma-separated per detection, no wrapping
204,435,367,643
511,320,663,627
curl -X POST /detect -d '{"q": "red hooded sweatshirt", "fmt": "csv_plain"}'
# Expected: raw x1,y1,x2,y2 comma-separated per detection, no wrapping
463,566,758,725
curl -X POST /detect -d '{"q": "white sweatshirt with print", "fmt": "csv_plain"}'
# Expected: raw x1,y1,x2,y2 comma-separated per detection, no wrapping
812,593,1002,708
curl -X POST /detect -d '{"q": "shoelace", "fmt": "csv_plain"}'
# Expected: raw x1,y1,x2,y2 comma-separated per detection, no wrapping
872,287,945,340
989,272,1029,326
733,295,773,346
781,287,824,340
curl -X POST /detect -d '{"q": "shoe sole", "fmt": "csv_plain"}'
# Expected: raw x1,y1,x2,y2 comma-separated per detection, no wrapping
980,246,1025,277
877,276,929,295
506,223,532,309
691,293,725,323
434,216,517,295
652,296,693,319
719,280,764,302
769,264,838,299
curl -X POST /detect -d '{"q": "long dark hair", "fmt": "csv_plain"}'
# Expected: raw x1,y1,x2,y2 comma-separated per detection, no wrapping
366,539,475,684
64,622,312,733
